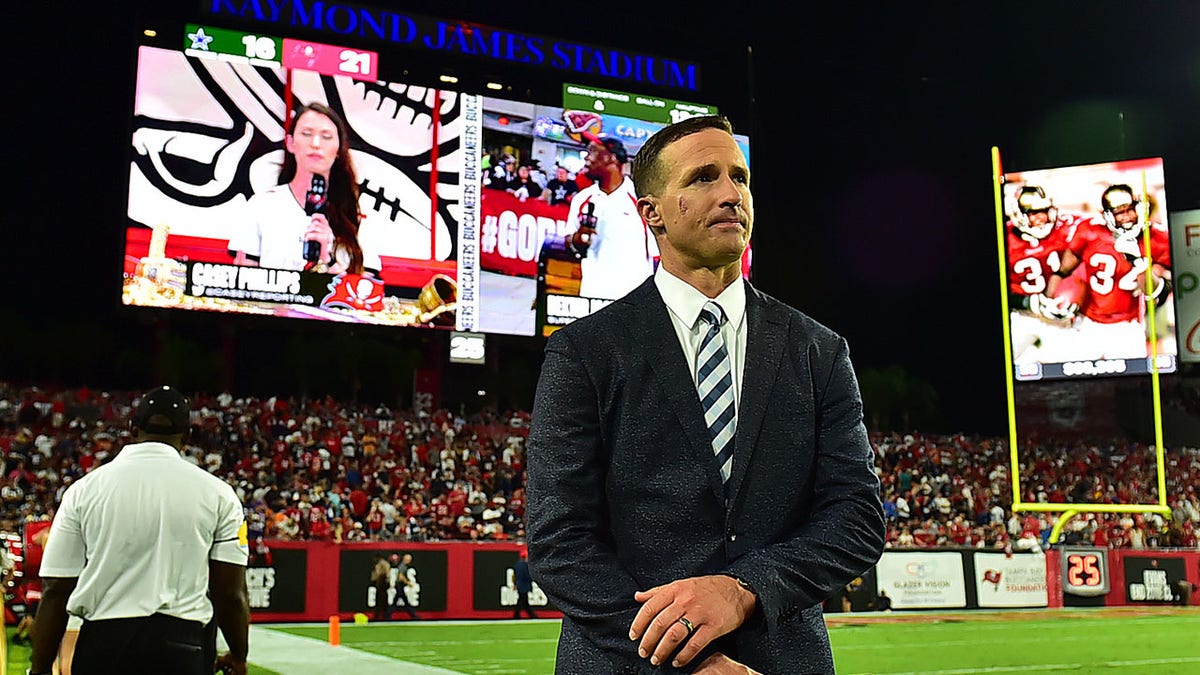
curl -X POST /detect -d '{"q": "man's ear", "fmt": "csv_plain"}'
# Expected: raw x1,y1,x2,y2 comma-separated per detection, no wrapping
637,196,664,235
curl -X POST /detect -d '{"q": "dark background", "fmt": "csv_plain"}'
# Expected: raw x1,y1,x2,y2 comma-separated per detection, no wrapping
7,1,1200,435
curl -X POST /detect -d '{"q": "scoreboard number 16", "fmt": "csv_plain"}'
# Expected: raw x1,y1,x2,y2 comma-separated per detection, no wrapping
241,35,277,61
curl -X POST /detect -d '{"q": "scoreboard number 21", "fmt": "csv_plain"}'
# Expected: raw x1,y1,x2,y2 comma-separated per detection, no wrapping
339,49,372,76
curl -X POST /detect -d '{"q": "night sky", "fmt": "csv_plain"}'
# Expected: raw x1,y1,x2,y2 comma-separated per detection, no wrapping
9,2,1200,434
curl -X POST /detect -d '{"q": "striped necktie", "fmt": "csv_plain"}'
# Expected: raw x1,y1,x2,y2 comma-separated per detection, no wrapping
696,301,736,486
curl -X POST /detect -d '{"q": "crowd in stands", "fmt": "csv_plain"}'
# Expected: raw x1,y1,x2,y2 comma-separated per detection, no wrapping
2,384,1198,551
873,431,1199,550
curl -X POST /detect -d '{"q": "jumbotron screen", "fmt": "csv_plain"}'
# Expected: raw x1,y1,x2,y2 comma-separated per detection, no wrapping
122,27,750,337
1000,157,1177,381
474,84,751,337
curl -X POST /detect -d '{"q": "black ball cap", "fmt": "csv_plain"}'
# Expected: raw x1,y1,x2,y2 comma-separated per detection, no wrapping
599,137,628,164
133,386,191,435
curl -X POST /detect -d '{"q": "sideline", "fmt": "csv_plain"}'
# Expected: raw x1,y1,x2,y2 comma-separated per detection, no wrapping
241,624,468,675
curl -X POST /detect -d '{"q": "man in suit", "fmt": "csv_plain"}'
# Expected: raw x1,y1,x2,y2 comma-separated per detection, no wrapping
526,115,884,675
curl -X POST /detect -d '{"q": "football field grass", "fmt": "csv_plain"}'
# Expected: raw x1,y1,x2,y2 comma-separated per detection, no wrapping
271,607,1200,674
7,608,1199,674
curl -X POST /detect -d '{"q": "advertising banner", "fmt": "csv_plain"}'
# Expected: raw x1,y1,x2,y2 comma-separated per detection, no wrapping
338,548,448,613
472,549,555,612
1124,556,1188,604
973,552,1048,608
1169,209,1200,362
875,551,966,609
248,548,307,614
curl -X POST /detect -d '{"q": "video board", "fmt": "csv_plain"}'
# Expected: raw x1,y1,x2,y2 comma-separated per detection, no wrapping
470,84,751,337
1000,157,1176,381
122,24,750,337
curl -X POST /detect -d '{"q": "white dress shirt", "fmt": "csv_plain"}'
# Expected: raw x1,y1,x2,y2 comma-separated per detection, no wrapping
654,266,747,410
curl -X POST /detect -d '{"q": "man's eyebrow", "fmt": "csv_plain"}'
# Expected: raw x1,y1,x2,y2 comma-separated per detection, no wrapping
678,162,750,182
678,163,716,182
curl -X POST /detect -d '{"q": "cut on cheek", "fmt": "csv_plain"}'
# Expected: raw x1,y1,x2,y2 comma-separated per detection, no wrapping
678,196,688,215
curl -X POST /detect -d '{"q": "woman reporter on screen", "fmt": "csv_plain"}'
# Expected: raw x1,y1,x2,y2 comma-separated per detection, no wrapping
231,102,380,277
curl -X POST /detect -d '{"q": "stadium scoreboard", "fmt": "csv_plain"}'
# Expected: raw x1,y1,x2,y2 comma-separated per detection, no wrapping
185,24,378,81
125,11,749,338
561,83,718,125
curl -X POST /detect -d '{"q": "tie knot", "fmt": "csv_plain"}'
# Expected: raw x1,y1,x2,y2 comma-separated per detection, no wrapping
700,301,726,328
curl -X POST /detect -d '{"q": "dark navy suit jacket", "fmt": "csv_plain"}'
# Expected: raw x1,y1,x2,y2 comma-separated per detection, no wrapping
527,278,885,674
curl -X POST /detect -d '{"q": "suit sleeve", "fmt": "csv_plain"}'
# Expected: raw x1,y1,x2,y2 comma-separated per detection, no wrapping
724,336,885,629
527,329,695,674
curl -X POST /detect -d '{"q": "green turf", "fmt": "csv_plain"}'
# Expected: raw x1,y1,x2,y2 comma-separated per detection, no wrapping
4,627,283,675
273,611,1200,675
828,613,1200,675
9,612,1200,674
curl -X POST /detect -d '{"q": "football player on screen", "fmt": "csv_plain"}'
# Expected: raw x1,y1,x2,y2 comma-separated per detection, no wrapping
1046,183,1173,360
1005,185,1089,363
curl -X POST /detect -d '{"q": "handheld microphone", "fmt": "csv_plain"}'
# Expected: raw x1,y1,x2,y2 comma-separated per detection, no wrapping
571,203,596,258
302,174,328,263
580,202,597,230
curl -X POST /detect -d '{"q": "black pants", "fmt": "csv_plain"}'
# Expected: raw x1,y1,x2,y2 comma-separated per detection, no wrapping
374,582,390,620
390,586,419,619
73,613,207,675
513,591,538,619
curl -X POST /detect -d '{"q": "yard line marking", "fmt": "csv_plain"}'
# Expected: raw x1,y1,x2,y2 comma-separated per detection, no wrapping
351,638,559,647
266,619,561,628
851,655,1200,675
245,625,468,675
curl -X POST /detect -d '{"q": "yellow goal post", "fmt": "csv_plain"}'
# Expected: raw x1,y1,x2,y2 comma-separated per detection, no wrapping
990,147,1171,544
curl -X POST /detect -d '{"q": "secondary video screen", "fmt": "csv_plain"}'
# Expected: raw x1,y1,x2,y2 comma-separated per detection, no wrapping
471,95,752,337
1001,157,1176,380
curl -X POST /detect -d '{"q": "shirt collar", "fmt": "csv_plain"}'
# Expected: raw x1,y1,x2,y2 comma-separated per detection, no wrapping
654,265,746,331
592,176,636,200
114,441,185,461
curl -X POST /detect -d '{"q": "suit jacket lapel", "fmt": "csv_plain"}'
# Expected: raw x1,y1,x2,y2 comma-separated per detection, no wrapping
630,280,729,504
727,281,786,504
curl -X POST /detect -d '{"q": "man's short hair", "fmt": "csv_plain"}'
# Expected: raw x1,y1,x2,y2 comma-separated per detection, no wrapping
132,386,191,435
632,115,735,198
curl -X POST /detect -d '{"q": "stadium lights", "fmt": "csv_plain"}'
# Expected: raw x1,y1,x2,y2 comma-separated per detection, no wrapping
439,74,459,84
486,82,503,90
143,29,157,37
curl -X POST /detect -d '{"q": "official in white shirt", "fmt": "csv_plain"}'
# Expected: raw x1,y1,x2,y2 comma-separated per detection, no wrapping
29,386,250,675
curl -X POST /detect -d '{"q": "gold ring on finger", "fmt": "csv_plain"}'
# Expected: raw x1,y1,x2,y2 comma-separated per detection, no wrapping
678,616,695,634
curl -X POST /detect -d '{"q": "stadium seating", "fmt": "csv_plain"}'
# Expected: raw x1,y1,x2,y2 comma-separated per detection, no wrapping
1,385,1196,550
